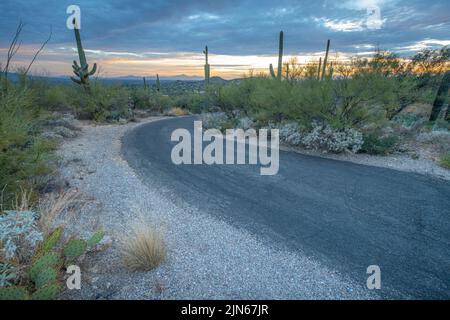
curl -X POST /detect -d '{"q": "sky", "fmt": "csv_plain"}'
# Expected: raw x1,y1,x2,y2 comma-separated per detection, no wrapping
0,0,449,79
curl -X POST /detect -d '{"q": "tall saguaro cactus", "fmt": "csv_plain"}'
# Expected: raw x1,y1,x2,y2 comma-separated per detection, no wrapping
269,31,284,80
203,46,210,85
156,74,161,92
321,39,331,81
70,18,97,90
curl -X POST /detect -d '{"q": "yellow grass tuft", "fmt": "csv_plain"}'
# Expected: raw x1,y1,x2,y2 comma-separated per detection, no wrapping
120,225,166,272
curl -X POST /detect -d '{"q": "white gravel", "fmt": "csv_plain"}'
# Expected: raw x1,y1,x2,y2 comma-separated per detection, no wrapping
282,146,450,181
58,117,378,300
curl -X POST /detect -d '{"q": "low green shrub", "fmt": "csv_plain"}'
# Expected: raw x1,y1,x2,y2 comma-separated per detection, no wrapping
360,132,399,155
70,83,133,121
439,153,450,169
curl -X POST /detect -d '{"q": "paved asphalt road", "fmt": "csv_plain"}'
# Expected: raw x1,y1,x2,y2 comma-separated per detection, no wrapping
122,116,450,299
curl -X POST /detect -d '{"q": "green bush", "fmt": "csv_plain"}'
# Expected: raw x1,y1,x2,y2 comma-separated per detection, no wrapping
69,83,133,122
360,132,399,155
0,87,55,207
440,153,450,169
38,86,70,111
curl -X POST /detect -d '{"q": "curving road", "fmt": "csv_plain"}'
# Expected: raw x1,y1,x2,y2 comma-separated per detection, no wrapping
122,116,450,299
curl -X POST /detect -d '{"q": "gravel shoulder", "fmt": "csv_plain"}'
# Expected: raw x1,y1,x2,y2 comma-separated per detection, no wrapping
281,146,450,181
57,116,380,300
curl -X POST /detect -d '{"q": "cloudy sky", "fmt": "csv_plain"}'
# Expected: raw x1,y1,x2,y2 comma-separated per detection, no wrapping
1,0,449,79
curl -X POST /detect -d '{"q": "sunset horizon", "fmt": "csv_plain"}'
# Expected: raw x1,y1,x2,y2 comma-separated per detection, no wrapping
1,0,449,79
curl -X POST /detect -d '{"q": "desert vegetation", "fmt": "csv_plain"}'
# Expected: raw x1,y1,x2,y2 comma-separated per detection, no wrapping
1,18,449,300
0,190,106,300
1,23,449,217
120,224,166,272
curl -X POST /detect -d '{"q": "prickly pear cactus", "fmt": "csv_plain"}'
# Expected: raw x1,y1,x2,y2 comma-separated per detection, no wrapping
87,230,105,248
38,227,64,255
31,283,60,300
34,268,58,289
63,239,87,259
0,287,28,300
30,252,61,282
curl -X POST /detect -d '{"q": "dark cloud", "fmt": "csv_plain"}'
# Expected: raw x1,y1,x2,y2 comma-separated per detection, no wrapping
1,0,449,57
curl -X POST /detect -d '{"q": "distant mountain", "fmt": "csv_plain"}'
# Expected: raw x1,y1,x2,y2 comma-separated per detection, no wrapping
5,72,232,85
115,75,203,81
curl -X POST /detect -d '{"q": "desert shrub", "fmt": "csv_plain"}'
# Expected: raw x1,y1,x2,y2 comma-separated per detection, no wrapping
165,107,188,116
0,190,106,300
267,122,304,146
360,132,399,155
132,87,174,114
120,225,166,272
201,112,230,130
417,130,450,154
392,113,423,128
301,123,364,153
70,83,133,122
439,153,450,169
38,86,70,111
236,117,254,130
0,263,18,287
0,87,55,207
131,87,152,110
185,93,206,113
0,210,43,260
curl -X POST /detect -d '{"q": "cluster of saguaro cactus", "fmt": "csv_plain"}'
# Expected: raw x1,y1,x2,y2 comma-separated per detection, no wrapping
0,228,104,300
70,18,97,90
317,40,331,81
269,31,284,81
203,46,210,85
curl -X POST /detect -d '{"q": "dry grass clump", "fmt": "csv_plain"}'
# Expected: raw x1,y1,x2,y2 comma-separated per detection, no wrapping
37,189,85,236
120,225,166,272
166,107,189,117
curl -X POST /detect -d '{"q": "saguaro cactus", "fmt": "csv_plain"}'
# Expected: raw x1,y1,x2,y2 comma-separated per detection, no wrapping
321,39,330,81
430,70,450,121
156,74,161,92
143,77,148,90
70,18,97,90
203,46,210,85
269,31,284,80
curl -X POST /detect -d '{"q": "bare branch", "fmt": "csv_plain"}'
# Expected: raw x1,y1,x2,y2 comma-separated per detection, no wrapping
25,26,53,76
